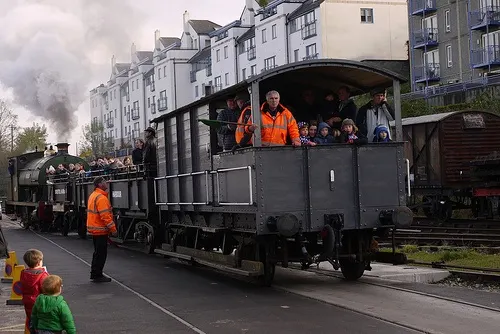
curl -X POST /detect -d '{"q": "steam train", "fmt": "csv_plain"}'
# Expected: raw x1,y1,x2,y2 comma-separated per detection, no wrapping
5,60,415,285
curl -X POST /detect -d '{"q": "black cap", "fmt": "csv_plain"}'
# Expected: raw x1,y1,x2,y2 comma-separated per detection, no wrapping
145,126,156,134
370,87,386,96
93,176,106,187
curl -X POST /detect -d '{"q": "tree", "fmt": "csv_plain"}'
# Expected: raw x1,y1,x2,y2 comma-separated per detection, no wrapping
15,122,48,154
78,120,112,159
0,100,18,153
257,0,269,7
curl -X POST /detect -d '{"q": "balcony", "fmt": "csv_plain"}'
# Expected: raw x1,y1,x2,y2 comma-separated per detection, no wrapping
414,63,440,83
158,97,167,111
301,21,317,40
151,102,156,114
412,28,438,49
106,118,114,128
206,65,212,77
410,0,436,16
303,53,319,61
471,45,500,68
190,70,197,83
131,108,140,120
247,47,256,61
469,6,500,30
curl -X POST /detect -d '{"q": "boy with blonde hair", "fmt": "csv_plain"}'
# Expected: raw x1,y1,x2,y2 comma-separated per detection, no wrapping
30,275,76,334
20,249,49,333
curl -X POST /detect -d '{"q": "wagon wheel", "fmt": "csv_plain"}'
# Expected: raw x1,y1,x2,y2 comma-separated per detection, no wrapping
339,258,365,281
257,241,276,287
142,224,156,254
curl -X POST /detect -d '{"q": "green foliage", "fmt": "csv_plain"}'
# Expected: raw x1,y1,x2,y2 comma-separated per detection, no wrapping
257,0,269,6
14,122,48,154
78,120,112,159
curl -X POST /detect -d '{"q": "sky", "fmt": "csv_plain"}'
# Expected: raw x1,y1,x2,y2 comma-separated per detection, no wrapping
0,0,248,155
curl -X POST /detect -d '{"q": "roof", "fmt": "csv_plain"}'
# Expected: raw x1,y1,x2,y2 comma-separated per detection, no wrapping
115,63,130,74
159,37,180,48
237,26,255,42
189,20,221,35
152,59,407,124
208,20,241,38
137,51,153,62
390,110,500,127
188,46,211,64
288,0,324,20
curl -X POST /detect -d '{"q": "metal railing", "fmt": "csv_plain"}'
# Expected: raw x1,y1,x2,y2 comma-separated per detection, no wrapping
471,45,500,67
412,28,438,47
410,0,436,14
303,53,319,60
469,6,500,28
154,165,254,206
413,63,440,82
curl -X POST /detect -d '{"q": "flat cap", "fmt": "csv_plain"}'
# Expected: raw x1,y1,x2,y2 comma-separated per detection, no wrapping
93,176,106,187
145,126,156,134
370,87,387,96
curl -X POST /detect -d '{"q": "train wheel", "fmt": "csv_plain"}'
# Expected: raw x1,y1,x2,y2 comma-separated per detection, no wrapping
339,259,365,281
135,222,156,254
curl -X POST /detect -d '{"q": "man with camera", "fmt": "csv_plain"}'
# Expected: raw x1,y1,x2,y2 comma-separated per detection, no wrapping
356,88,395,141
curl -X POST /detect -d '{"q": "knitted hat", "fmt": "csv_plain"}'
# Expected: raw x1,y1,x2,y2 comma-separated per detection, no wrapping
342,118,355,127
298,121,309,130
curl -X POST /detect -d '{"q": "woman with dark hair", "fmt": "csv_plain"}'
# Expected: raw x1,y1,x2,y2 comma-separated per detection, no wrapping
131,139,144,165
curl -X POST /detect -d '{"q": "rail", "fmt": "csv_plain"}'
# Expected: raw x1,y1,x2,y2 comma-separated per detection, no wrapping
154,165,254,207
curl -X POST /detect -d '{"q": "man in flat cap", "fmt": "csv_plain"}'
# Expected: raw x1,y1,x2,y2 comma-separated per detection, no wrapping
143,126,157,176
356,87,395,141
87,176,117,282
217,96,240,152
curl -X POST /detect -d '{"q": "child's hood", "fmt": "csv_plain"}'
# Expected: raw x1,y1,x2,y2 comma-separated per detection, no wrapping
374,125,391,139
36,294,64,313
318,122,330,132
21,268,47,288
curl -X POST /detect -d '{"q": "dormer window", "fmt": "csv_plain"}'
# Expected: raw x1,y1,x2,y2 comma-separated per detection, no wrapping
261,6,277,19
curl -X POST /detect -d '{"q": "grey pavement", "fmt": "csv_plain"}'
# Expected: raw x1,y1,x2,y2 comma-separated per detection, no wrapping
1,220,415,334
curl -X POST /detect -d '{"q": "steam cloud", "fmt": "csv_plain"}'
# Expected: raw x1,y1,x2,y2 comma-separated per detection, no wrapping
0,0,145,141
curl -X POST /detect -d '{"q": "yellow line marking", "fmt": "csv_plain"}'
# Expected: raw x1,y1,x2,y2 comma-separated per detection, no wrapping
0,324,25,330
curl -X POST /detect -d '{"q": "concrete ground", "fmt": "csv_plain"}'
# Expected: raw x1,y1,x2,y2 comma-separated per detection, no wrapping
1,218,499,334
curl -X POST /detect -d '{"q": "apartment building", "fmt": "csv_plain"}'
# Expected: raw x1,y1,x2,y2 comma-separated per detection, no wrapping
90,0,409,152
408,0,500,92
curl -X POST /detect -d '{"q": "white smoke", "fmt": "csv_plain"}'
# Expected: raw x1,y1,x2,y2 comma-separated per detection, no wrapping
0,0,146,141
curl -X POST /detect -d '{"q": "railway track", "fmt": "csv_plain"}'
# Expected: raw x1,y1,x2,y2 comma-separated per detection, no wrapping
380,217,500,247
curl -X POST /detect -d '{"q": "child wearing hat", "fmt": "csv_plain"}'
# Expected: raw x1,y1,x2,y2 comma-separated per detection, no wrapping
313,122,335,145
373,124,392,143
298,122,317,146
339,119,367,145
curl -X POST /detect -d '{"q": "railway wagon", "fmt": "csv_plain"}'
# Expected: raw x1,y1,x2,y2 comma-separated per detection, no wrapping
399,111,500,220
150,59,413,285
5,143,89,232
72,166,159,253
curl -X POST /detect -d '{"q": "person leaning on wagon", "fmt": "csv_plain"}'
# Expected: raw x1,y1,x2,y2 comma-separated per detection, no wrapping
87,176,117,283
234,93,253,148
217,96,240,152
143,126,157,177
356,88,394,141
132,139,144,165
242,90,301,147
337,86,357,124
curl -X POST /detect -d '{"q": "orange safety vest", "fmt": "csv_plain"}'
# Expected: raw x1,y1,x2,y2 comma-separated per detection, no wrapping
235,105,252,145
86,188,117,236
244,103,300,146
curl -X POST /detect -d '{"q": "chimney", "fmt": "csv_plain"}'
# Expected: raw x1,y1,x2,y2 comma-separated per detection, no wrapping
183,11,190,33
245,0,256,25
154,30,161,50
131,42,137,61
111,55,116,73
56,143,70,155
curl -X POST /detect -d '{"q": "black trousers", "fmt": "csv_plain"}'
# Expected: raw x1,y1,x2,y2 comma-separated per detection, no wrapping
90,235,108,278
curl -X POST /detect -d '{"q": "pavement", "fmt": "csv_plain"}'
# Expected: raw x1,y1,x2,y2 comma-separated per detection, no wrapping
1,218,500,334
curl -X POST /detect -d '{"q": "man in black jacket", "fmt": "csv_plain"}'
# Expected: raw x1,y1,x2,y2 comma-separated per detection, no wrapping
143,127,157,177
131,139,144,165
356,88,394,140
217,97,240,152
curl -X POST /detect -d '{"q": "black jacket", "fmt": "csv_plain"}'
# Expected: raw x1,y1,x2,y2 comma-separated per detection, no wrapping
142,138,157,166
132,148,143,165
217,107,240,150
338,99,357,123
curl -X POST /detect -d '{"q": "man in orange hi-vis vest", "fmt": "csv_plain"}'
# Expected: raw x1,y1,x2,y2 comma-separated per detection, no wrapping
243,90,301,147
87,176,117,283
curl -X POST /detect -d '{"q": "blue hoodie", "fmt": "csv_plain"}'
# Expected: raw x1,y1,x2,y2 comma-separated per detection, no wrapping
373,125,391,143
314,122,335,145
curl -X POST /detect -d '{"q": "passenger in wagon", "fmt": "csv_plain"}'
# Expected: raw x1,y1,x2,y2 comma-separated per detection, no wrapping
373,124,392,143
298,122,317,146
319,91,342,130
313,122,335,145
234,93,252,148
337,86,357,122
356,88,394,140
244,90,301,147
339,119,368,145
308,121,318,141
295,89,321,123
132,139,144,165
143,126,157,176
217,97,240,152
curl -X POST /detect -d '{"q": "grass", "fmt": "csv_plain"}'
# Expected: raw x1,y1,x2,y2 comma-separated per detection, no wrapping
380,247,500,270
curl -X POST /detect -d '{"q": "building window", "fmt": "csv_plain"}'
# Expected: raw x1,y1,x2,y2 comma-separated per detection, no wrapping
264,56,276,70
148,97,150,107
272,25,277,39
305,44,317,60
136,79,139,89
360,8,374,23
225,73,229,86
195,86,199,97
216,49,220,62
446,45,452,67
224,46,228,59
214,76,222,91
251,65,257,76
163,66,166,77
445,10,450,32
158,68,161,79
242,68,246,80
262,29,267,43
294,49,299,62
